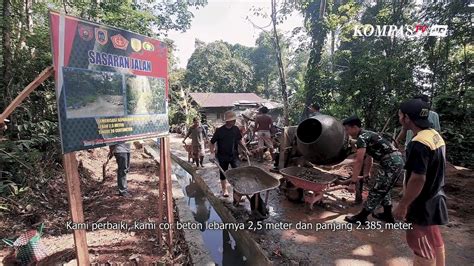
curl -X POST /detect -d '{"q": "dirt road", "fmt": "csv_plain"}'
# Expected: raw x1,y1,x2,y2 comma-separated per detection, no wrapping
67,95,124,118
168,133,474,265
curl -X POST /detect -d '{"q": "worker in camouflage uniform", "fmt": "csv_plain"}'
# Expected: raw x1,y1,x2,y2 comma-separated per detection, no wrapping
342,116,404,224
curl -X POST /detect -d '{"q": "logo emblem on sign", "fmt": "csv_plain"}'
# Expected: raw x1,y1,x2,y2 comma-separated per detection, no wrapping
78,25,93,41
111,34,129,50
131,38,142,52
143,41,155,51
95,28,108,45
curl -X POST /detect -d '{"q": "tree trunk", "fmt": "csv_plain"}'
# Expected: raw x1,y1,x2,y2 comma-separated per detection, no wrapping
330,30,335,73
2,0,13,110
264,76,270,99
302,0,327,121
26,0,33,33
90,0,99,20
271,0,289,126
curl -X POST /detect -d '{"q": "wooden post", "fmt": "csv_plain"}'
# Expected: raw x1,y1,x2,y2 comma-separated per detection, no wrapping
159,136,173,251
63,152,90,265
157,140,164,245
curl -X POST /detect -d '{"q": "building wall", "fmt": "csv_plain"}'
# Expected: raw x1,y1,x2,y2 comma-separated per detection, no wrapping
200,107,233,125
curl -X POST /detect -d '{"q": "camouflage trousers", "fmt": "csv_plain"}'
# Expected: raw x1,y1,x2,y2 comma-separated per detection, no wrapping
364,153,404,212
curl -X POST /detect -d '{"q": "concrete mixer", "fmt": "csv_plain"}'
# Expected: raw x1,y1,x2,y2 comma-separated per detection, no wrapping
276,114,353,203
277,114,352,168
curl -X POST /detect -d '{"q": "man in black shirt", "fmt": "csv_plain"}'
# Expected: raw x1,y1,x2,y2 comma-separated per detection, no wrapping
210,111,243,198
394,99,448,265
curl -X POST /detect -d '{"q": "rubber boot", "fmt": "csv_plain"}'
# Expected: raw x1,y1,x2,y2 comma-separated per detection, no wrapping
372,205,395,223
199,156,204,167
345,208,370,224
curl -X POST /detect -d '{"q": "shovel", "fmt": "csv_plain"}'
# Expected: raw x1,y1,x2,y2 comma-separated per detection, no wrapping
102,148,114,182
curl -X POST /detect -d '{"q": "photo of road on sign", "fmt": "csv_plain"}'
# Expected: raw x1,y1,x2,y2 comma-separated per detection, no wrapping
64,68,124,119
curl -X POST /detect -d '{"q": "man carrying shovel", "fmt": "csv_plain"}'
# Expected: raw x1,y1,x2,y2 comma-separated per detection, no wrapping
209,111,248,203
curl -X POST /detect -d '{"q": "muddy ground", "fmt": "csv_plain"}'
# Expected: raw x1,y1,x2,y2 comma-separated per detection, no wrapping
168,133,474,265
0,146,191,265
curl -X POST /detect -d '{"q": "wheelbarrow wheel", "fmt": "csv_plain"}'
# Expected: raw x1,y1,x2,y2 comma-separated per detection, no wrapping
288,188,304,202
280,180,304,202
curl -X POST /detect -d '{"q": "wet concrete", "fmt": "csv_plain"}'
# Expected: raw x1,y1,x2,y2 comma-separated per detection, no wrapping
171,159,247,265
166,135,474,265
144,144,214,265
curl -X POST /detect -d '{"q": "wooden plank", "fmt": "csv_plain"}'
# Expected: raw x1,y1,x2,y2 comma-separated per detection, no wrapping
0,66,53,121
63,152,90,265
160,137,174,249
164,137,174,249
157,138,164,245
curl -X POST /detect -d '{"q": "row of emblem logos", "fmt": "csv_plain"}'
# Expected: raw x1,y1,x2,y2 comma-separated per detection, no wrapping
78,24,155,52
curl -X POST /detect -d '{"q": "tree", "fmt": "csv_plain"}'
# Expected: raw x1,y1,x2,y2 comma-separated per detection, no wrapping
0,1,206,196
250,33,279,99
299,0,329,120
247,0,298,125
184,41,253,92
270,0,290,126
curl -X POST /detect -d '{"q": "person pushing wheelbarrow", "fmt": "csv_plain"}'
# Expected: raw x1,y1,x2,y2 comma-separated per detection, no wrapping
209,111,249,204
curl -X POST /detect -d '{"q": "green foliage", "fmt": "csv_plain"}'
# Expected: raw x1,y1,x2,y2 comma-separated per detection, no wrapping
435,87,473,167
293,0,471,166
184,41,253,92
0,1,204,200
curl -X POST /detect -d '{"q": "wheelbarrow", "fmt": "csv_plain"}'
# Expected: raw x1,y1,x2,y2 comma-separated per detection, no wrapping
213,155,280,220
279,166,349,210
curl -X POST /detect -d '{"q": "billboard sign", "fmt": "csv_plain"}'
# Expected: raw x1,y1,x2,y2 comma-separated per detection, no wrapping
49,12,169,153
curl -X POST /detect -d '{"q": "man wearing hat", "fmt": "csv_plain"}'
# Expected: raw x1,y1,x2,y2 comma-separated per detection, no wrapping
394,99,448,265
342,116,404,224
209,110,244,198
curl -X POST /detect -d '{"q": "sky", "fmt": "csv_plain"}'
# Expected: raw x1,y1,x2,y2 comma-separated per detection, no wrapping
167,0,304,68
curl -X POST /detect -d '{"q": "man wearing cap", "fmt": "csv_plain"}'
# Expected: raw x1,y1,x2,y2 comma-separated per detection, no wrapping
394,99,448,265
342,116,404,224
209,111,245,198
